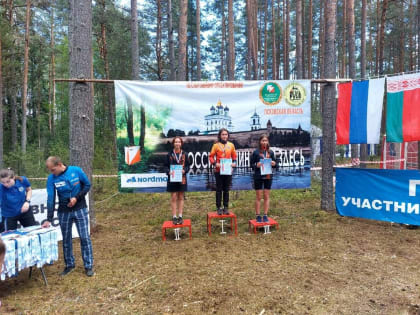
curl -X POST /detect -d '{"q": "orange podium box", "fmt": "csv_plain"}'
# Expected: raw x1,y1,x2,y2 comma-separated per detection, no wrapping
162,219,192,241
248,217,279,234
207,212,238,236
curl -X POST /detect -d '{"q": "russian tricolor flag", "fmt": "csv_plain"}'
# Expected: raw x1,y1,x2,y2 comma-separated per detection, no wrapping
336,78,385,144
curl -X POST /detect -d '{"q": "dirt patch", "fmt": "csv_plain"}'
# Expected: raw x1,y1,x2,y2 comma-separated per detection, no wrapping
1,179,420,314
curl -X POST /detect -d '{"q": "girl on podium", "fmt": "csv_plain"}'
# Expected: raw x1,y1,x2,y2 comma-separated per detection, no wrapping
251,135,276,223
209,128,237,215
165,136,190,225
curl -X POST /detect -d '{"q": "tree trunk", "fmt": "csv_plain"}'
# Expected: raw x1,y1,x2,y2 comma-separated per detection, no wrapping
319,0,324,79
375,0,380,75
167,0,175,80
341,0,346,78
49,4,55,136
131,0,139,80
321,0,337,211
98,0,116,159
284,0,290,79
221,0,225,81
408,0,414,70
126,103,134,146
227,0,235,80
317,0,325,114
276,0,281,78
0,32,3,168
378,0,389,75
283,0,287,78
368,0,373,74
347,0,358,160
11,92,17,150
301,0,305,77
307,0,312,79
246,0,258,80
398,2,405,73
186,33,191,80
196,0,201,80
21,0,31,153
156,0,163,80
128,0,137,146
8,0,13,24
139,106,145,151
417,0,419,70
252,0,258,79
8,0,17,151
37,78,41,149
177,0,188,81
361,0,367,78
296,0,303,79
69,0,95,227
246,0,252,79
263,0,268,80
130,0,145,150
360,0,368,168
258,4,262,79
271,0,277,80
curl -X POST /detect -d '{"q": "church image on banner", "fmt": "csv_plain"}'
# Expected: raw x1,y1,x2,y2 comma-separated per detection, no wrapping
161,98,310,149
186,99,308,149
203,100,234,134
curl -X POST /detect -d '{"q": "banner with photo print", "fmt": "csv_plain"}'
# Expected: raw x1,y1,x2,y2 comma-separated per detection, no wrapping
115,80,311,192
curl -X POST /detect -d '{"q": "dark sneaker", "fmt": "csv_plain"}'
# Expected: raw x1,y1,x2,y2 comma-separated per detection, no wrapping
223,207,229,215
217,208,223,215
263,215,269,223
85,268,95,277
172,217,178,225
177,217,184,225
256,215,262,223
60,266,75,276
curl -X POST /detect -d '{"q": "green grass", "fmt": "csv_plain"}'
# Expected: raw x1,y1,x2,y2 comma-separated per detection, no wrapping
2,177,420,314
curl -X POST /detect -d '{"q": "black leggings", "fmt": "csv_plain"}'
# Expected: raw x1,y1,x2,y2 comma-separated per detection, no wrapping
0,210,37,232
215,173,232,208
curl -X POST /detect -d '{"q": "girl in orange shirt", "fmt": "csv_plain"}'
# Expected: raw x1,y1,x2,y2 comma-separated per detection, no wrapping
209,128,237,215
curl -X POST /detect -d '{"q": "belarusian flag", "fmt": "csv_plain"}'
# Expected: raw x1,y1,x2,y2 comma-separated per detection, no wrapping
386,73,420,142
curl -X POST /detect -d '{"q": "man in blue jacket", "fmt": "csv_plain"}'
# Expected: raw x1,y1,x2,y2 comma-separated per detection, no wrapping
42,156,94,277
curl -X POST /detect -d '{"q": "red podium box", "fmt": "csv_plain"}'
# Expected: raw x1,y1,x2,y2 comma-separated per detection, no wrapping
162,219,192,241
207,212,238,236
248,217,279,234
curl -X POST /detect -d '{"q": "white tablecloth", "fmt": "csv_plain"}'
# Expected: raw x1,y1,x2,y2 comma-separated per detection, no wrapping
1,226,59,280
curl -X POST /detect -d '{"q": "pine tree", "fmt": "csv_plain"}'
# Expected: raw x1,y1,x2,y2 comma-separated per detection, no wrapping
321,0,337,211
69,0,95,227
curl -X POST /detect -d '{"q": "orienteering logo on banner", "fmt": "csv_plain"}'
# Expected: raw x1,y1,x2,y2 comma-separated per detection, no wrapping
125,146,141,166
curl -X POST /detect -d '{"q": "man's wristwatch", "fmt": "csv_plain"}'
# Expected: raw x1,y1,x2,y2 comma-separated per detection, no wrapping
26,199,31,204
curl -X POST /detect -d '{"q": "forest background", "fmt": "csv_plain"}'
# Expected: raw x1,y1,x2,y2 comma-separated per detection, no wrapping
0,0,419,226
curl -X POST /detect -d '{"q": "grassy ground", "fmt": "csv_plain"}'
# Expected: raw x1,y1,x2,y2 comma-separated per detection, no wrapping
1,177,420,314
